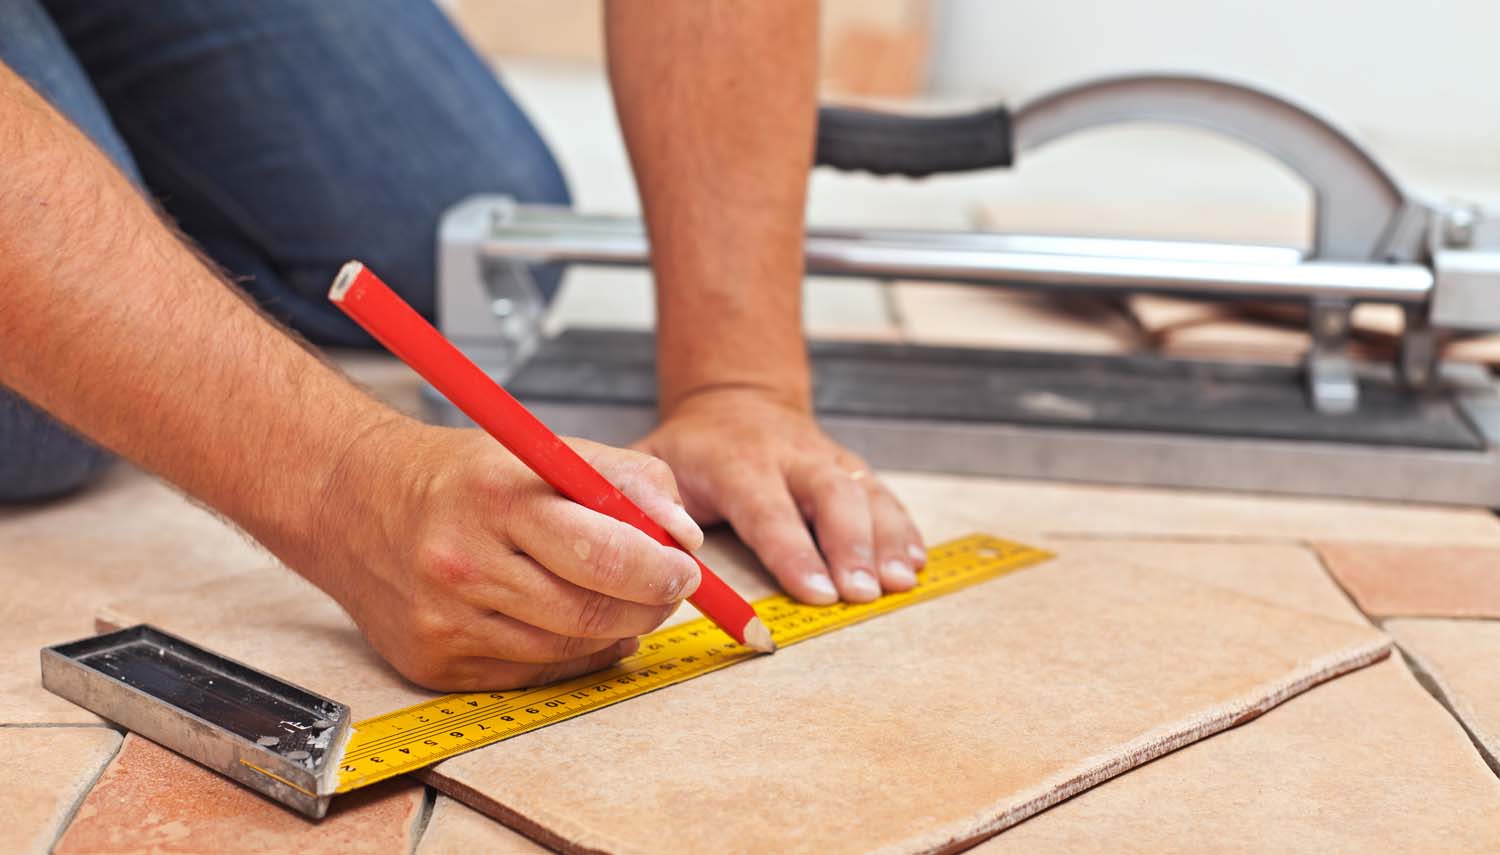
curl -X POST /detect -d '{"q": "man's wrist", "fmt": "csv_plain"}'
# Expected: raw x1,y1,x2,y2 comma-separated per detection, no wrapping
660,379,813,420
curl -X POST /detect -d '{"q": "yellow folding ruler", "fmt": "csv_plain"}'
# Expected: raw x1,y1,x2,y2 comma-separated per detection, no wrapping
335,533,1052,792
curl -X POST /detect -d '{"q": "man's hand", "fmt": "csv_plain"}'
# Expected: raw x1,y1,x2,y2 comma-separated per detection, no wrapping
635,388,925,606
308,423,705,692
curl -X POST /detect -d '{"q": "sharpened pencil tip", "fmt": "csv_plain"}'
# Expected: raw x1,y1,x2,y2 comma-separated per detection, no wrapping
743,617,776,653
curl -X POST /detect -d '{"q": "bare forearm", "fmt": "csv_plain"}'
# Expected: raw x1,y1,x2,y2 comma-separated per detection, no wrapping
605,0,819,413
0,65,394,567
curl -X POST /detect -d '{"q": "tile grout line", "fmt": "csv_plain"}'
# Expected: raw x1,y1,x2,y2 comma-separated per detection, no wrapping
1304,539,1379,627
45,726,127,855
879,280,908,339
1383,622,1500,781
406,785,439,855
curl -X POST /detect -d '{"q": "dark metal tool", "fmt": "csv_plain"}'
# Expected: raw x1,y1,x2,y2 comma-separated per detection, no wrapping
430,72,1500,506
41,625,351,818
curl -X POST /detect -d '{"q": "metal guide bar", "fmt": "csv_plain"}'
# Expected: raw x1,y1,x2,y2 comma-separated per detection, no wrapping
332,534,1052,793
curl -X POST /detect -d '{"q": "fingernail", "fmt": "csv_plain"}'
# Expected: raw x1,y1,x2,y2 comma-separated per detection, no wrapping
669,504,703,547
848,569,881,601
804,573,838,603
908,544,927,565
883,559,917,588
617,637,640,656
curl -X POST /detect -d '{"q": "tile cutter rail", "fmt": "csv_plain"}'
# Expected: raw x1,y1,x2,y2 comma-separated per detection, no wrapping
430,73,1500,506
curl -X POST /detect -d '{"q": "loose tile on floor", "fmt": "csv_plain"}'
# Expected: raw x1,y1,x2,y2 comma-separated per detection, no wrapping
1314,542,1500,619
880,470,1500,546
892,282,1141,353
1,726,121,855
1388,618,1500,771
428,557,1386,855
415,796,554,855
53,734,425,855
971,658,1500,853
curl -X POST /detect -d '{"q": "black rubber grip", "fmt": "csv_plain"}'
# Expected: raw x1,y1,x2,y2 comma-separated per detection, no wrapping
814,105,1013,178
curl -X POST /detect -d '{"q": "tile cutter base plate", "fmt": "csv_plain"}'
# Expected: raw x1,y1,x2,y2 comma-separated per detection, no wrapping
423,329,1500,506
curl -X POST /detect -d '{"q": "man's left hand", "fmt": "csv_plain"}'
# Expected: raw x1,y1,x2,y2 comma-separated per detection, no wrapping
635,388,926,605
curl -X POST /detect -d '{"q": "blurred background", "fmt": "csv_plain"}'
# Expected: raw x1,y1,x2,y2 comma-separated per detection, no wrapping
434,0,1500,360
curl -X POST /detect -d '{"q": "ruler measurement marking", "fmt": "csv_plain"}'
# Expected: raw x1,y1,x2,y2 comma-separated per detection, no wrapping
333,535,1048,792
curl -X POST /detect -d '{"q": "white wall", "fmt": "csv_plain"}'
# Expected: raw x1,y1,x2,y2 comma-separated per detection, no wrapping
929,0,1500,183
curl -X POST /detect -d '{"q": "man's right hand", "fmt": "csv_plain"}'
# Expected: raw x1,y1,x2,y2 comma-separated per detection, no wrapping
306,422,706,692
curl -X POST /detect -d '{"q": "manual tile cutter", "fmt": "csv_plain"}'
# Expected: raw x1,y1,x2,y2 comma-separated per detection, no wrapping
426,73,1500,506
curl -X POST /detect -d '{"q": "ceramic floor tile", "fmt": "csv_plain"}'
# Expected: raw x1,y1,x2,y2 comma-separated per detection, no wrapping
1039,539,1368,625
428,557,1387,855
97,570,435,720
1313,542,1500,618
416,797,555,855
53,734,425,855
892,282,1142,353
1,726,121,855
0,466,271,724
1388,618,1500,770
971,658,1500,853
880,470,1500,545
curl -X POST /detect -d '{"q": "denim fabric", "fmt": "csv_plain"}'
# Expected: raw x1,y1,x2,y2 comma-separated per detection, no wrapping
1,0,569,500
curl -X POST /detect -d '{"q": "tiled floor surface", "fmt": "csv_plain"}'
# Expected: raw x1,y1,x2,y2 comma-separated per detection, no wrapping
9,54,1500,855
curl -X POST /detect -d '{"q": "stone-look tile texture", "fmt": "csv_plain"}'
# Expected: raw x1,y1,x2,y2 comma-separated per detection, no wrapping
892,282,1142,353
971,659,1500,853
416,797,555,855
1389,619,1500,769
881,471,1500,545
0,466,271,724
53,735,425,855
430,558,1387,855
99,534,1389,855
1038,539,1368,626
97,571,435,721
1,726,121,855
1314,542,1500,618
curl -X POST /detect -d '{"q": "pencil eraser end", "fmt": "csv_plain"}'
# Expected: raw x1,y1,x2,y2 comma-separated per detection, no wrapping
329,262,366,303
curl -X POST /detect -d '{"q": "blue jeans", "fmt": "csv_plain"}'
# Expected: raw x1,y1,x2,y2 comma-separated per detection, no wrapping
0,0,569,500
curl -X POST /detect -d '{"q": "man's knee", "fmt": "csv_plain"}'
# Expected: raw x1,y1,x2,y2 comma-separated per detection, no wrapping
0,389,114,502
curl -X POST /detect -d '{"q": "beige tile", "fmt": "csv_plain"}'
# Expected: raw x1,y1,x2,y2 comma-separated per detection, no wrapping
0,726,121,855
1388,618,1500,769
429,558,1386,855
805,276,900,340
881,470,1500,546
98,570,435,721
0,467,270,724
1040,539,1367,625
892,282,1141,353
972,658,1500,853
54,735,425,855
1314,542,1500,619
416,797,555,855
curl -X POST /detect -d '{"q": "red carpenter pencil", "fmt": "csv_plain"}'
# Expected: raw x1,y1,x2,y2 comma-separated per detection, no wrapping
328,262,774,653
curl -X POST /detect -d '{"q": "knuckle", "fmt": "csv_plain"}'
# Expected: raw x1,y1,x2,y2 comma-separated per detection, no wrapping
408,608,462,649
417,539,477,589
553,633,596,661
399,656,454,692
640,456,675,487
588,527,632,592
572,591,622,637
